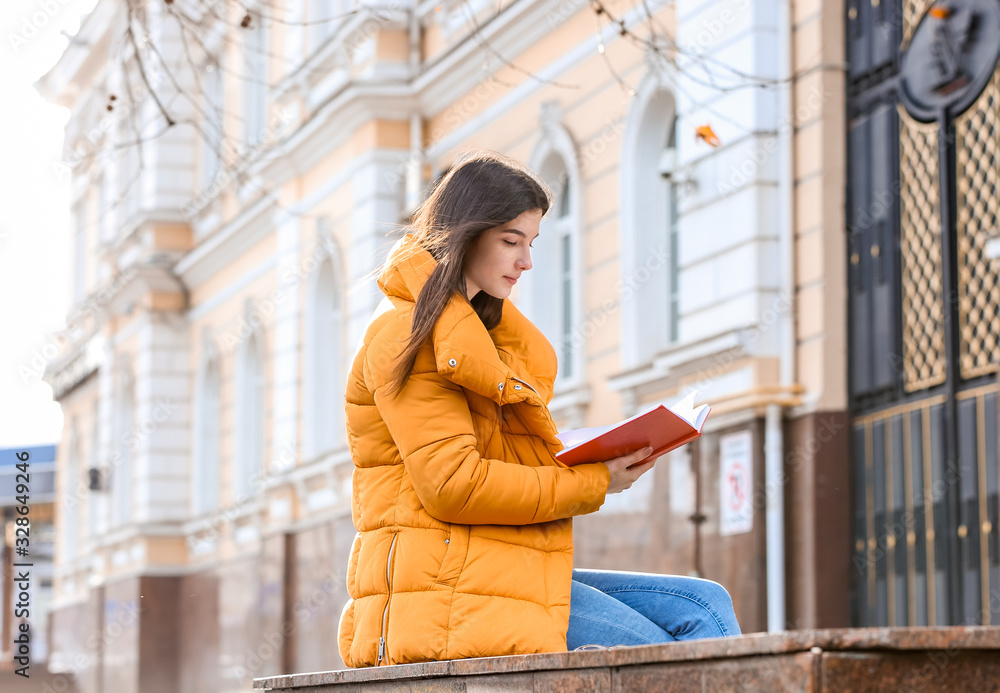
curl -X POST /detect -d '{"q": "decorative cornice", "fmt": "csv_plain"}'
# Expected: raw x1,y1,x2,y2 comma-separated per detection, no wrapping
174,194,279,289
607,329,748,397
253,85,417,190
35,0,119,108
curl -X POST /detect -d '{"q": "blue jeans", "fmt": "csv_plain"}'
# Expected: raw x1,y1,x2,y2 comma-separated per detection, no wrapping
566,569,742,649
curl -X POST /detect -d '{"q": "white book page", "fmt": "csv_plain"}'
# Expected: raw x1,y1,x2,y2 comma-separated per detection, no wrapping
668,390,710,430
555,392,708,454
554,422,617,451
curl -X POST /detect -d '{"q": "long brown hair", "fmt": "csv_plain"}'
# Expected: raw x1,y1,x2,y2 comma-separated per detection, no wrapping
384,150,551,397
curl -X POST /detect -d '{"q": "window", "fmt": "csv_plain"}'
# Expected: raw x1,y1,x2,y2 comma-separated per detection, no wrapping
62,423,80,561
193,357,221,514
73,202,86,304
243,18,269,146
235,334,264,496
111,367,134,527
535,152,579,384
620,82,678,367
201,62,224,188
306,225,345,458
117,119,140,222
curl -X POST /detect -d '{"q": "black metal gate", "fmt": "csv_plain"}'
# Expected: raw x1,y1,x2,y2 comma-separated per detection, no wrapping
847,0,1000,626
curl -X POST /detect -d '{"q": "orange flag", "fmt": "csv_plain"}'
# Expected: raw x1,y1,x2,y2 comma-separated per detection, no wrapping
695,124,721,147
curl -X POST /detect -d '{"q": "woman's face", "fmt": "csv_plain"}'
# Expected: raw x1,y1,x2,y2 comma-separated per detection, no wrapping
463,208,542,300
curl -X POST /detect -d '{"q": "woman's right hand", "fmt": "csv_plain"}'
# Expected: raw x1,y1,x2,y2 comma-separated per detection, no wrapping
601,446,657,494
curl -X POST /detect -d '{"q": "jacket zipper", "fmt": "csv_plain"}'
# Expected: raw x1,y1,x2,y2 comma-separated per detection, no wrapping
510,376,540,397
510,376,562,438
376,533,398,666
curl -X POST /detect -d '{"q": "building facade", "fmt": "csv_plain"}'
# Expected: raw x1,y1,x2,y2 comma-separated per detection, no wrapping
38,0,850,690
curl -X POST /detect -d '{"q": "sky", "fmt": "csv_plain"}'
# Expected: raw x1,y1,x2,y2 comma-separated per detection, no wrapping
0,0,99,448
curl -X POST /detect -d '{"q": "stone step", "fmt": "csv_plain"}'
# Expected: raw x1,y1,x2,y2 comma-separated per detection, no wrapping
253,627,1000,692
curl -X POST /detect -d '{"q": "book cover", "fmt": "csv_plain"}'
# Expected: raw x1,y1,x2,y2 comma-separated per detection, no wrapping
554,391,711,467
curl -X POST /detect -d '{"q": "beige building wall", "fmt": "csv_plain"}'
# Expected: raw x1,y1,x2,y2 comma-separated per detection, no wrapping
39,0,850,689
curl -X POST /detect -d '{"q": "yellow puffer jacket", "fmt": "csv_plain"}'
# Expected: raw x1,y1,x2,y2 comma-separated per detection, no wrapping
337,233,611,667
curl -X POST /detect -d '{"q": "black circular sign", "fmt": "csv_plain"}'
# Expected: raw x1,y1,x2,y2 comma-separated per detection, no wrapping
899,0,1000,122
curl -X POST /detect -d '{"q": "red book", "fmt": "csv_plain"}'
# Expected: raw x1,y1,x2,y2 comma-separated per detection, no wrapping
554,391,711,467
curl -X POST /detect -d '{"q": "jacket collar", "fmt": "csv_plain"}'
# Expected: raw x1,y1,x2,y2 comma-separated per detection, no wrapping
377,233,558,405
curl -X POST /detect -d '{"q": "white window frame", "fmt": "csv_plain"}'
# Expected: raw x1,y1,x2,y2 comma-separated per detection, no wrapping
305,225,346,460
235,323,265,497
111,364,134,527
193,344,221,515
620,73,679,369
201,60,224,189
525,121,584,393
243,16,269,146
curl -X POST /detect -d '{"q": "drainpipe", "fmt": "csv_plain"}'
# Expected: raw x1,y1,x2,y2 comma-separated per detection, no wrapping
765,0,795,634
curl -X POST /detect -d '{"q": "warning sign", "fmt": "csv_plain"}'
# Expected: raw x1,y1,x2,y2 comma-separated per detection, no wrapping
719,430,753,536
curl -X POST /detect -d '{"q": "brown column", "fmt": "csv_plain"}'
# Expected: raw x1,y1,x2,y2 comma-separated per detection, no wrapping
784,411,852,629
283,532,297,674
137,576,181,693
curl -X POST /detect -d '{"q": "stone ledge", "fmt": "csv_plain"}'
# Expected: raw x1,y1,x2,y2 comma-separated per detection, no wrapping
253,627,1000,691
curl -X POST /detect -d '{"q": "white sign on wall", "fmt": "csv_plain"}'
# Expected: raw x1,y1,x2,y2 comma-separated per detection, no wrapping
719,430,753,536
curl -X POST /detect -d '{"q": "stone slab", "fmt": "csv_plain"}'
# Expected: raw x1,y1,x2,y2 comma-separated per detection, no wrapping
253,627,1000,691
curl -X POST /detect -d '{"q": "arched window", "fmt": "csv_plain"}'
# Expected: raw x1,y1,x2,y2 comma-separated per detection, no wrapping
193,347,221,514
620,78,679,367
526,113,582,390
235,329,265,497
306,224,345,458
111,364,134,527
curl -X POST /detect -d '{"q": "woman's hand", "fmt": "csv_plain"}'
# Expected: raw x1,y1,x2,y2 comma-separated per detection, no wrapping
601,446,657,494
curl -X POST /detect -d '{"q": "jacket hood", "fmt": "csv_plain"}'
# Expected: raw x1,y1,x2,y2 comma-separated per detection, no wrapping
376,233,559,405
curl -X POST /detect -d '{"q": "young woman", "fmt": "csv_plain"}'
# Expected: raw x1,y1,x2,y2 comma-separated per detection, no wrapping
337,150,741,667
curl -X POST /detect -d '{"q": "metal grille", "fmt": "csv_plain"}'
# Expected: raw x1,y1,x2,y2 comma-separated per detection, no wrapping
955,69,1000,379
901,0,934,48
899,107,947,392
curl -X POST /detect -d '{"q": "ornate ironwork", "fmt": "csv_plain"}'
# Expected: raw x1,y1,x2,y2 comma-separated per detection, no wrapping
902,0,935,49
899,107,948,392
955,69,1000,379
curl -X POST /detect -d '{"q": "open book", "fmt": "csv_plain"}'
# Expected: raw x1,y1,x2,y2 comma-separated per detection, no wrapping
554,391,711,467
